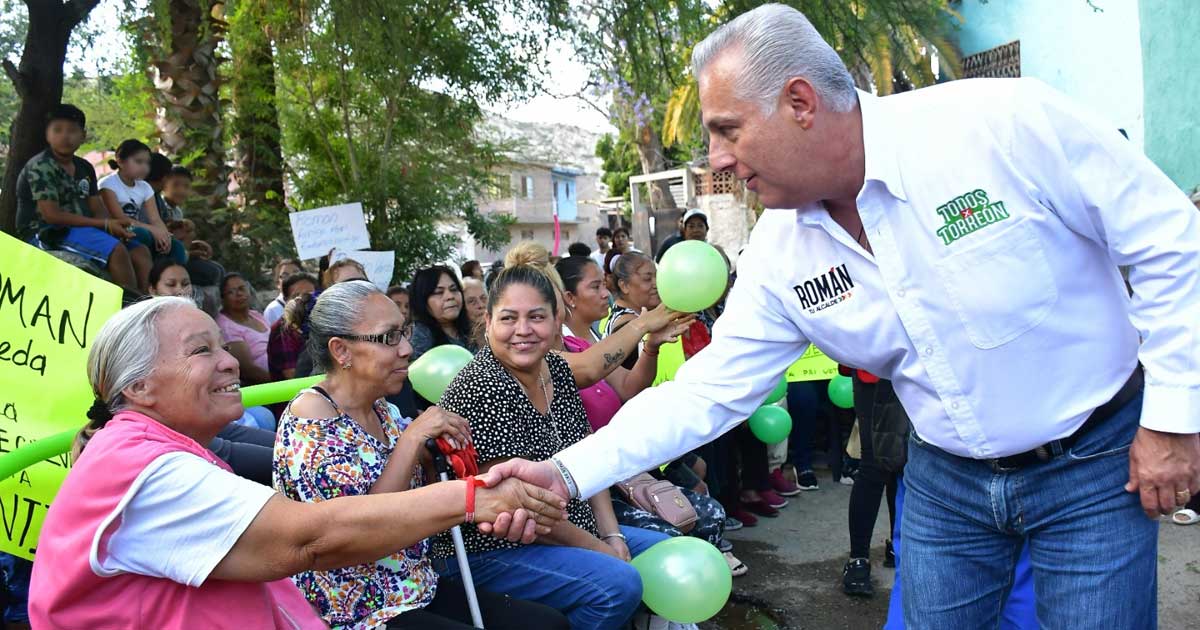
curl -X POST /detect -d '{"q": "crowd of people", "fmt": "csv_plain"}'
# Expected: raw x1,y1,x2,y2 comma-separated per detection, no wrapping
8,100,853,628
11,3,1200,628
11,103,884,627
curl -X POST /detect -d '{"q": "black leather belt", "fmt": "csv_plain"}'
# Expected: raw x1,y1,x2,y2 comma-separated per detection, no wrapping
990,364,1144,471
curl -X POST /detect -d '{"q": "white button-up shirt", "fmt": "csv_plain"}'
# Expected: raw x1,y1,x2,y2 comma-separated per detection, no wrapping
558,78,1200,499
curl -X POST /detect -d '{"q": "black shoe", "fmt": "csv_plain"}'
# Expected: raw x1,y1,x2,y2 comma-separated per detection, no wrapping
842,558,873,597
797,470,820,491
884,539,895,568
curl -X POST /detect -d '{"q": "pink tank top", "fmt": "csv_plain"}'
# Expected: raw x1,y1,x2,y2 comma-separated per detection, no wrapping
29,411,326,629
563,335,625,431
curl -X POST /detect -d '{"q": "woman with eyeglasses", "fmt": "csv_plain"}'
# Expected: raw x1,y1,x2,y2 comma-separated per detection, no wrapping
217,273,272,385
274,280,569,629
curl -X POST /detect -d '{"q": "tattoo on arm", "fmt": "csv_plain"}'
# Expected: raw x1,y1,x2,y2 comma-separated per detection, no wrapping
602,350,626,370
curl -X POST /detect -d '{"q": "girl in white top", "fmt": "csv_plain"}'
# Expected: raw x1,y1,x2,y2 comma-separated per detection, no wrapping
99,139,173,260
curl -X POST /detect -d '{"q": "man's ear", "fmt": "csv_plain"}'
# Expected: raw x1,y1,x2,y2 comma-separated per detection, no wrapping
782,77,819,130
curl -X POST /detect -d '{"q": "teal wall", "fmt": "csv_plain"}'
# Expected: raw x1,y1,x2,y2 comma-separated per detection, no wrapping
1139,0,1200,191
955,0,1144,148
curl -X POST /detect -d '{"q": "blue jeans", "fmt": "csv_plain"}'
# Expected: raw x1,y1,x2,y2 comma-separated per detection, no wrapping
886,476,1036,630
901,394,1156,629
442,525,669,629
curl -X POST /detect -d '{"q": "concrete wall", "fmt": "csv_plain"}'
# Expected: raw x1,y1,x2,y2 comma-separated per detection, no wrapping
1138,0,1200,191
956,0,1145,147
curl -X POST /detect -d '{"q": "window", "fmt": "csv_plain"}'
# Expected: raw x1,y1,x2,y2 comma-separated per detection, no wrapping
520,229,535,240
563,230,571,241
521,176,534,199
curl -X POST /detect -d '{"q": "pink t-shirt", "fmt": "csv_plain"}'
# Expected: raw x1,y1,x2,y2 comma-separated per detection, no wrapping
563,335,624,432
217,311,271,373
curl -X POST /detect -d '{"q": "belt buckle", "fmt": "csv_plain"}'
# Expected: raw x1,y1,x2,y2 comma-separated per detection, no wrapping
1034,445,1051,462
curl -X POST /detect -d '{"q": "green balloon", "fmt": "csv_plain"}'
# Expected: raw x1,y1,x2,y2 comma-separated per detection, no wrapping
410,344,474,402
656,240,729,313
748,405,792,444
764,375,788,405
828,375,854,409
632,537,732,623
240,375,324,408
0,428,75,482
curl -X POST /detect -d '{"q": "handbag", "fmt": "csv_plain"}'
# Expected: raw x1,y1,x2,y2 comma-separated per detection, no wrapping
615,473,698,533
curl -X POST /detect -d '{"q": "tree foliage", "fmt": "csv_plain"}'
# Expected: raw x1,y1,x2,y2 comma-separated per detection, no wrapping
264,0,567,281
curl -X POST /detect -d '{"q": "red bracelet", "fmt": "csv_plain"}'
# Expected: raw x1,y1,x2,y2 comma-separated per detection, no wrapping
464,476,487,523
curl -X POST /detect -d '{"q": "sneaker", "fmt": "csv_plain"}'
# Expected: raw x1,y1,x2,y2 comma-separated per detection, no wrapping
723,516,745,531
884,539,896,568
782,463,799,485
797,470,820,491
740,498,780,518
717,537,734,553
838,475,855,486
760,489,789,509
842,558,874,597
769,467,803,497
728,507,759,527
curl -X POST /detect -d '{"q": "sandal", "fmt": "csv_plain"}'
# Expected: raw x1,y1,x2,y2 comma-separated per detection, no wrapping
1172,508,1200,525
724,551,748,577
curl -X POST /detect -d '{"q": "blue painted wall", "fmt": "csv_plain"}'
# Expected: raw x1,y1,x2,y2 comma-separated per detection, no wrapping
955,0,1144,147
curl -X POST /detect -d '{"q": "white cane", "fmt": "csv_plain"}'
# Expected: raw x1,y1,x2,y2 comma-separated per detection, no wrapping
426,439,484,628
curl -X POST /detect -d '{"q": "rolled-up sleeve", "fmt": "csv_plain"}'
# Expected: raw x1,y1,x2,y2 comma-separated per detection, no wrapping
556,239,812,498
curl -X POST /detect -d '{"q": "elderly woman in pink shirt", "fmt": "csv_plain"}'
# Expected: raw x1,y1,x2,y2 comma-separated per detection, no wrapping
29,297,566,630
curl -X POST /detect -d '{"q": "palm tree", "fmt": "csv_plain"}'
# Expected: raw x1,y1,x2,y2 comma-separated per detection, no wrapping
145,0,230,246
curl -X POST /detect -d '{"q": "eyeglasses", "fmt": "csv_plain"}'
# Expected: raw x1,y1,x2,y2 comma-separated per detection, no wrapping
338,324,412,346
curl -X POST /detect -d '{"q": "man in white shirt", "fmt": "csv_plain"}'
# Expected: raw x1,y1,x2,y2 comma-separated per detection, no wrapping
262,258,303,326
485,5,1200,628
590,226,612,270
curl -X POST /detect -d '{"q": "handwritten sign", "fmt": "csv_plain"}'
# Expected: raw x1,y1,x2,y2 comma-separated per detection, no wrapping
786,345,839,382
0,233,122,559
288,203,371,260
332,250,395,290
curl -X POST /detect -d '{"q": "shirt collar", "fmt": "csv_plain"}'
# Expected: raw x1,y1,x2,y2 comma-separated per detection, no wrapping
856,89,907,202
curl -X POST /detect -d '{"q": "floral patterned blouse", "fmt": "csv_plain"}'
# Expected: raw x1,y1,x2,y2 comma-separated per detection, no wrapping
273,389,438,629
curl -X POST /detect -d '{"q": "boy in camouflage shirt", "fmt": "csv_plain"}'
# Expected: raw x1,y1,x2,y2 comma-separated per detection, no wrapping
14,104,141,292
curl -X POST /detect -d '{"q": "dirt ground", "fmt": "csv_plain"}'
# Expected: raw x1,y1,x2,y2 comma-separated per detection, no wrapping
700,467,1200,630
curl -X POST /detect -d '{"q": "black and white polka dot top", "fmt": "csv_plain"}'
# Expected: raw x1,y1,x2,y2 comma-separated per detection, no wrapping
432,345,598,557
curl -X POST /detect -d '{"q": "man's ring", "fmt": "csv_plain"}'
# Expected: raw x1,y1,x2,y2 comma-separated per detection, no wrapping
1176,490,1191,506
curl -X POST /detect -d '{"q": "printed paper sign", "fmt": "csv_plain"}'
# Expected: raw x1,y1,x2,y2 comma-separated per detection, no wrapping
288,202,371,260
332,250,395,290
0,233,123,559
785,345,840,382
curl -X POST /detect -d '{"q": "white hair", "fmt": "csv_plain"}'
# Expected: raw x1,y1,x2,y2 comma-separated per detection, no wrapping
76,296,196,457
691,3,857,114
88,296,196,413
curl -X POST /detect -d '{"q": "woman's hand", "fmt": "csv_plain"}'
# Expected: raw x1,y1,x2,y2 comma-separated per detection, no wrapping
634,303,691,335
404,406,472,450
602,536,632,561
645,315,695,353
473,478,568,538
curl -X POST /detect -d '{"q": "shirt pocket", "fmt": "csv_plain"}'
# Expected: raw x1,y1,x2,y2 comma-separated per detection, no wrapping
934,220,1058,349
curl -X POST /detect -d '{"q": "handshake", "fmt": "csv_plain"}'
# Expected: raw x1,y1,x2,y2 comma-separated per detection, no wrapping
471,459,571,544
